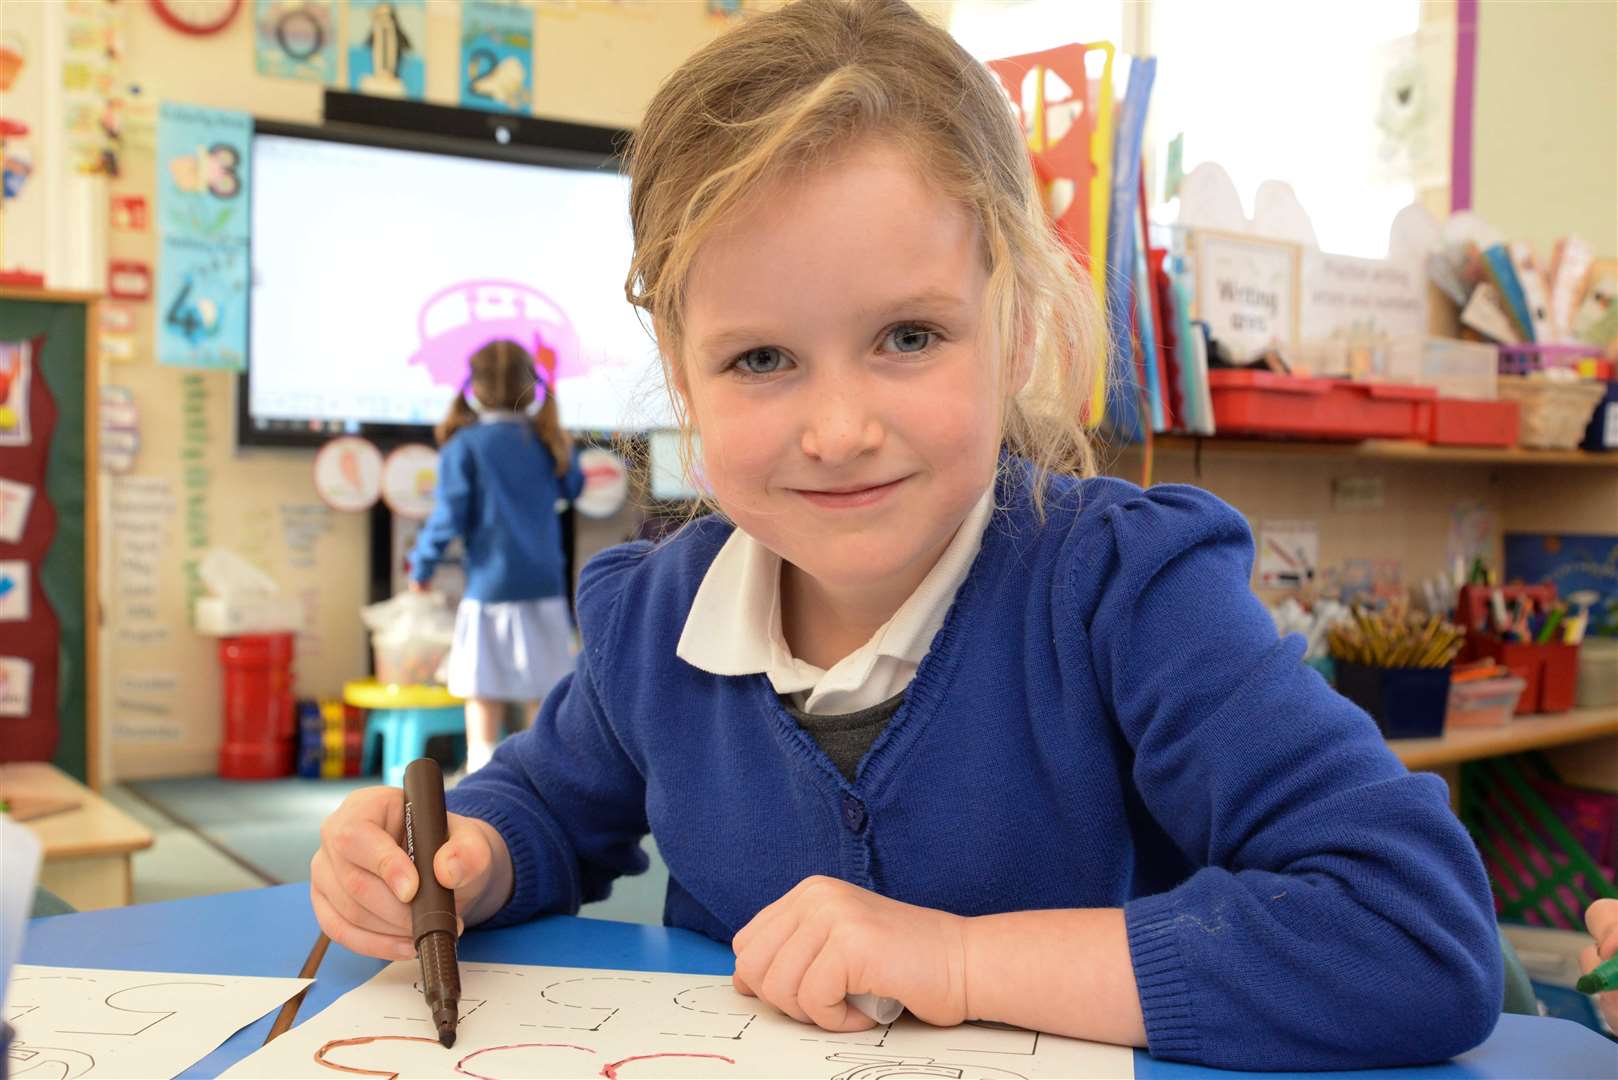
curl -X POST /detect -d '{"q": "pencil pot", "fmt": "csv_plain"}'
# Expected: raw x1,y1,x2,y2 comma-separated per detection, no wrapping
1335,662,1452,739
1478,640,1581,714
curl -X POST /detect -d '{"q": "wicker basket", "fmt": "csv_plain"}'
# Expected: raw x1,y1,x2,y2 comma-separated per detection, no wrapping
1496,375,1607,449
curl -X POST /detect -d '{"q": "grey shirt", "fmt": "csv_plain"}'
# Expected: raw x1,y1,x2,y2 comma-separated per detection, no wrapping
780,691,906,782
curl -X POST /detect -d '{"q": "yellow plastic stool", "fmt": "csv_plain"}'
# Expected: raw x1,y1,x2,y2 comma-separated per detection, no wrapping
344,680,464,786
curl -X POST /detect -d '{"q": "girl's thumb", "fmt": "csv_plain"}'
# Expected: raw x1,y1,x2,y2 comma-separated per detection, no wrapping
435,831,488,891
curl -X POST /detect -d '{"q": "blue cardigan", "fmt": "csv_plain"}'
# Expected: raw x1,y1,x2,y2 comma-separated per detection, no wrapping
447,467,1501,1070
409,419,584,603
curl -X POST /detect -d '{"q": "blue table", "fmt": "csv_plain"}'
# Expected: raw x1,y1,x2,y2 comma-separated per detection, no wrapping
21,885,1616,1079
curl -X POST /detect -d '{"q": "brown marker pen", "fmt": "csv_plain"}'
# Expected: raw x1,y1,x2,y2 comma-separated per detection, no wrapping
403,757,461,1048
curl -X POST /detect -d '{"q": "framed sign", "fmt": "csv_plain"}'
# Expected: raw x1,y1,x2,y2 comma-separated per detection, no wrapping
1190,230,1301,362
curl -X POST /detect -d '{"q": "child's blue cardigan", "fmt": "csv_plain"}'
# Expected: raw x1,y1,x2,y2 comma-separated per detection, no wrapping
449,465,1501,1070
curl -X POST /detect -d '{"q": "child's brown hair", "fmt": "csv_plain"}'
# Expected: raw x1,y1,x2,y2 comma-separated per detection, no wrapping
437,338,573,476
623,0,1106,511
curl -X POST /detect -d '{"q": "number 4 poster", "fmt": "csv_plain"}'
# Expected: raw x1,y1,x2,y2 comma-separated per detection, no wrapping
156,103,251,370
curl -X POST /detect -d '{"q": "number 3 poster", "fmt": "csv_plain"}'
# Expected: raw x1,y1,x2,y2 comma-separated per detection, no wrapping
156,103,251,371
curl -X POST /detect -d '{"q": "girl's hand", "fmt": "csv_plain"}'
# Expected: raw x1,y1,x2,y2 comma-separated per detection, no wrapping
731,876,968,1031
309,785,512,960
1583,898,1618,1031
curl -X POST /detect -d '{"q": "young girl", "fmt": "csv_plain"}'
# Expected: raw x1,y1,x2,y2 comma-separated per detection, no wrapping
314,0,1501,1068
407,338,583,773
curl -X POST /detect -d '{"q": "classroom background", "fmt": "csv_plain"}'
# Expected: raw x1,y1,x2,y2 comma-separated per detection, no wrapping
1,0,1616,1041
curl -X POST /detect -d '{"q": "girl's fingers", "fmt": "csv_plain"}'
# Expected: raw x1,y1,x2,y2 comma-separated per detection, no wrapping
757,922,833,1026
1585,898,1618,942
732,908,802,1006
731,969,755,998
731,893,788,957
311,850,411,939
314,842,413,932
1598,924,1618,962
325,816,418,905
799,946,875,1033
311,885,416,962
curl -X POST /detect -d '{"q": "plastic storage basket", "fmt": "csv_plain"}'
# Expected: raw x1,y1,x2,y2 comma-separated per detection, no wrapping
1446,674,1527,727
1386,337,1499,399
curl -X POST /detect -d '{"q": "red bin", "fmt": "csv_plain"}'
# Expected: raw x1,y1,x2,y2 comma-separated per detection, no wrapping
219,633,296,779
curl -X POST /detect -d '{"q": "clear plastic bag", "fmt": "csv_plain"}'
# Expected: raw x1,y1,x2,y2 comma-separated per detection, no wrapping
361,591,455,686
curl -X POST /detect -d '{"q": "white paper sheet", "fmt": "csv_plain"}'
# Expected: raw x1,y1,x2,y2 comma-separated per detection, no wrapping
5,964,310,1080
0,817,43,1006
224,960,1133,1079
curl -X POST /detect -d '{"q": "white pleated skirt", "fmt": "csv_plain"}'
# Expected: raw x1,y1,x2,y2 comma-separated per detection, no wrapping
446,596,575,703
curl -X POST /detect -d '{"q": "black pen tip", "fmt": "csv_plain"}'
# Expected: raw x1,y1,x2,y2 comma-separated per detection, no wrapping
438,1026,456,1049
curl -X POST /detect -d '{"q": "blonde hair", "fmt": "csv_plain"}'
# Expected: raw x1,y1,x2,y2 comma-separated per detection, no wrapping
438,338,574,476
624,0,1106,514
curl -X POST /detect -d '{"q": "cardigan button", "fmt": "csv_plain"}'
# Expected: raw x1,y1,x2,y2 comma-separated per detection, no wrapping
841,795,866,833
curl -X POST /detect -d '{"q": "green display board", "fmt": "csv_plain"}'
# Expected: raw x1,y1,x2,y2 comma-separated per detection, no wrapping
0,298,89,783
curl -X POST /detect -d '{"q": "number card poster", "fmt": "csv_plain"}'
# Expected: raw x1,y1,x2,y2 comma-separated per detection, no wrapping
156,103,251,371
459,0,533,114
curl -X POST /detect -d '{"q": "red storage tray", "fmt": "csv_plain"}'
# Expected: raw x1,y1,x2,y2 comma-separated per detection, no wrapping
1207,370,1436,440
1476,640,1581,714
1429,397,1520,448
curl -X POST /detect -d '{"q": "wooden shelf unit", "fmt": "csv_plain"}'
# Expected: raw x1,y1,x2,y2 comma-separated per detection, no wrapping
1119,435,1617,468
1390,707,1618,770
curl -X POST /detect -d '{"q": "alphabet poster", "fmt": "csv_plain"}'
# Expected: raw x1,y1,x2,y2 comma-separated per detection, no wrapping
255,0,339,84
4,964,310,1080
349,0,427,100
224,961,1133,1079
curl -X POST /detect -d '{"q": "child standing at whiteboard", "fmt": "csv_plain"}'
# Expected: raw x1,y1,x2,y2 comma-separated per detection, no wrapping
408,338,583,773
314,0,1501,1069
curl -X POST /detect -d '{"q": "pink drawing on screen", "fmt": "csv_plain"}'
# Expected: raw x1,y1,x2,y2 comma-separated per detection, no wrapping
411,280,610,392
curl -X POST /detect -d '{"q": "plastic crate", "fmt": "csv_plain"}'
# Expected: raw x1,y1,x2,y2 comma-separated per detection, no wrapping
1386,337,1499,399
1428,397,1520,448
1208,370,1435,441
1461,754,1618,930
1447,674,1527,727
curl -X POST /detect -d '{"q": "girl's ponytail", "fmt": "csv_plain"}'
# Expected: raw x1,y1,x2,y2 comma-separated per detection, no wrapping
531,393,574,477
435,385,478,446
